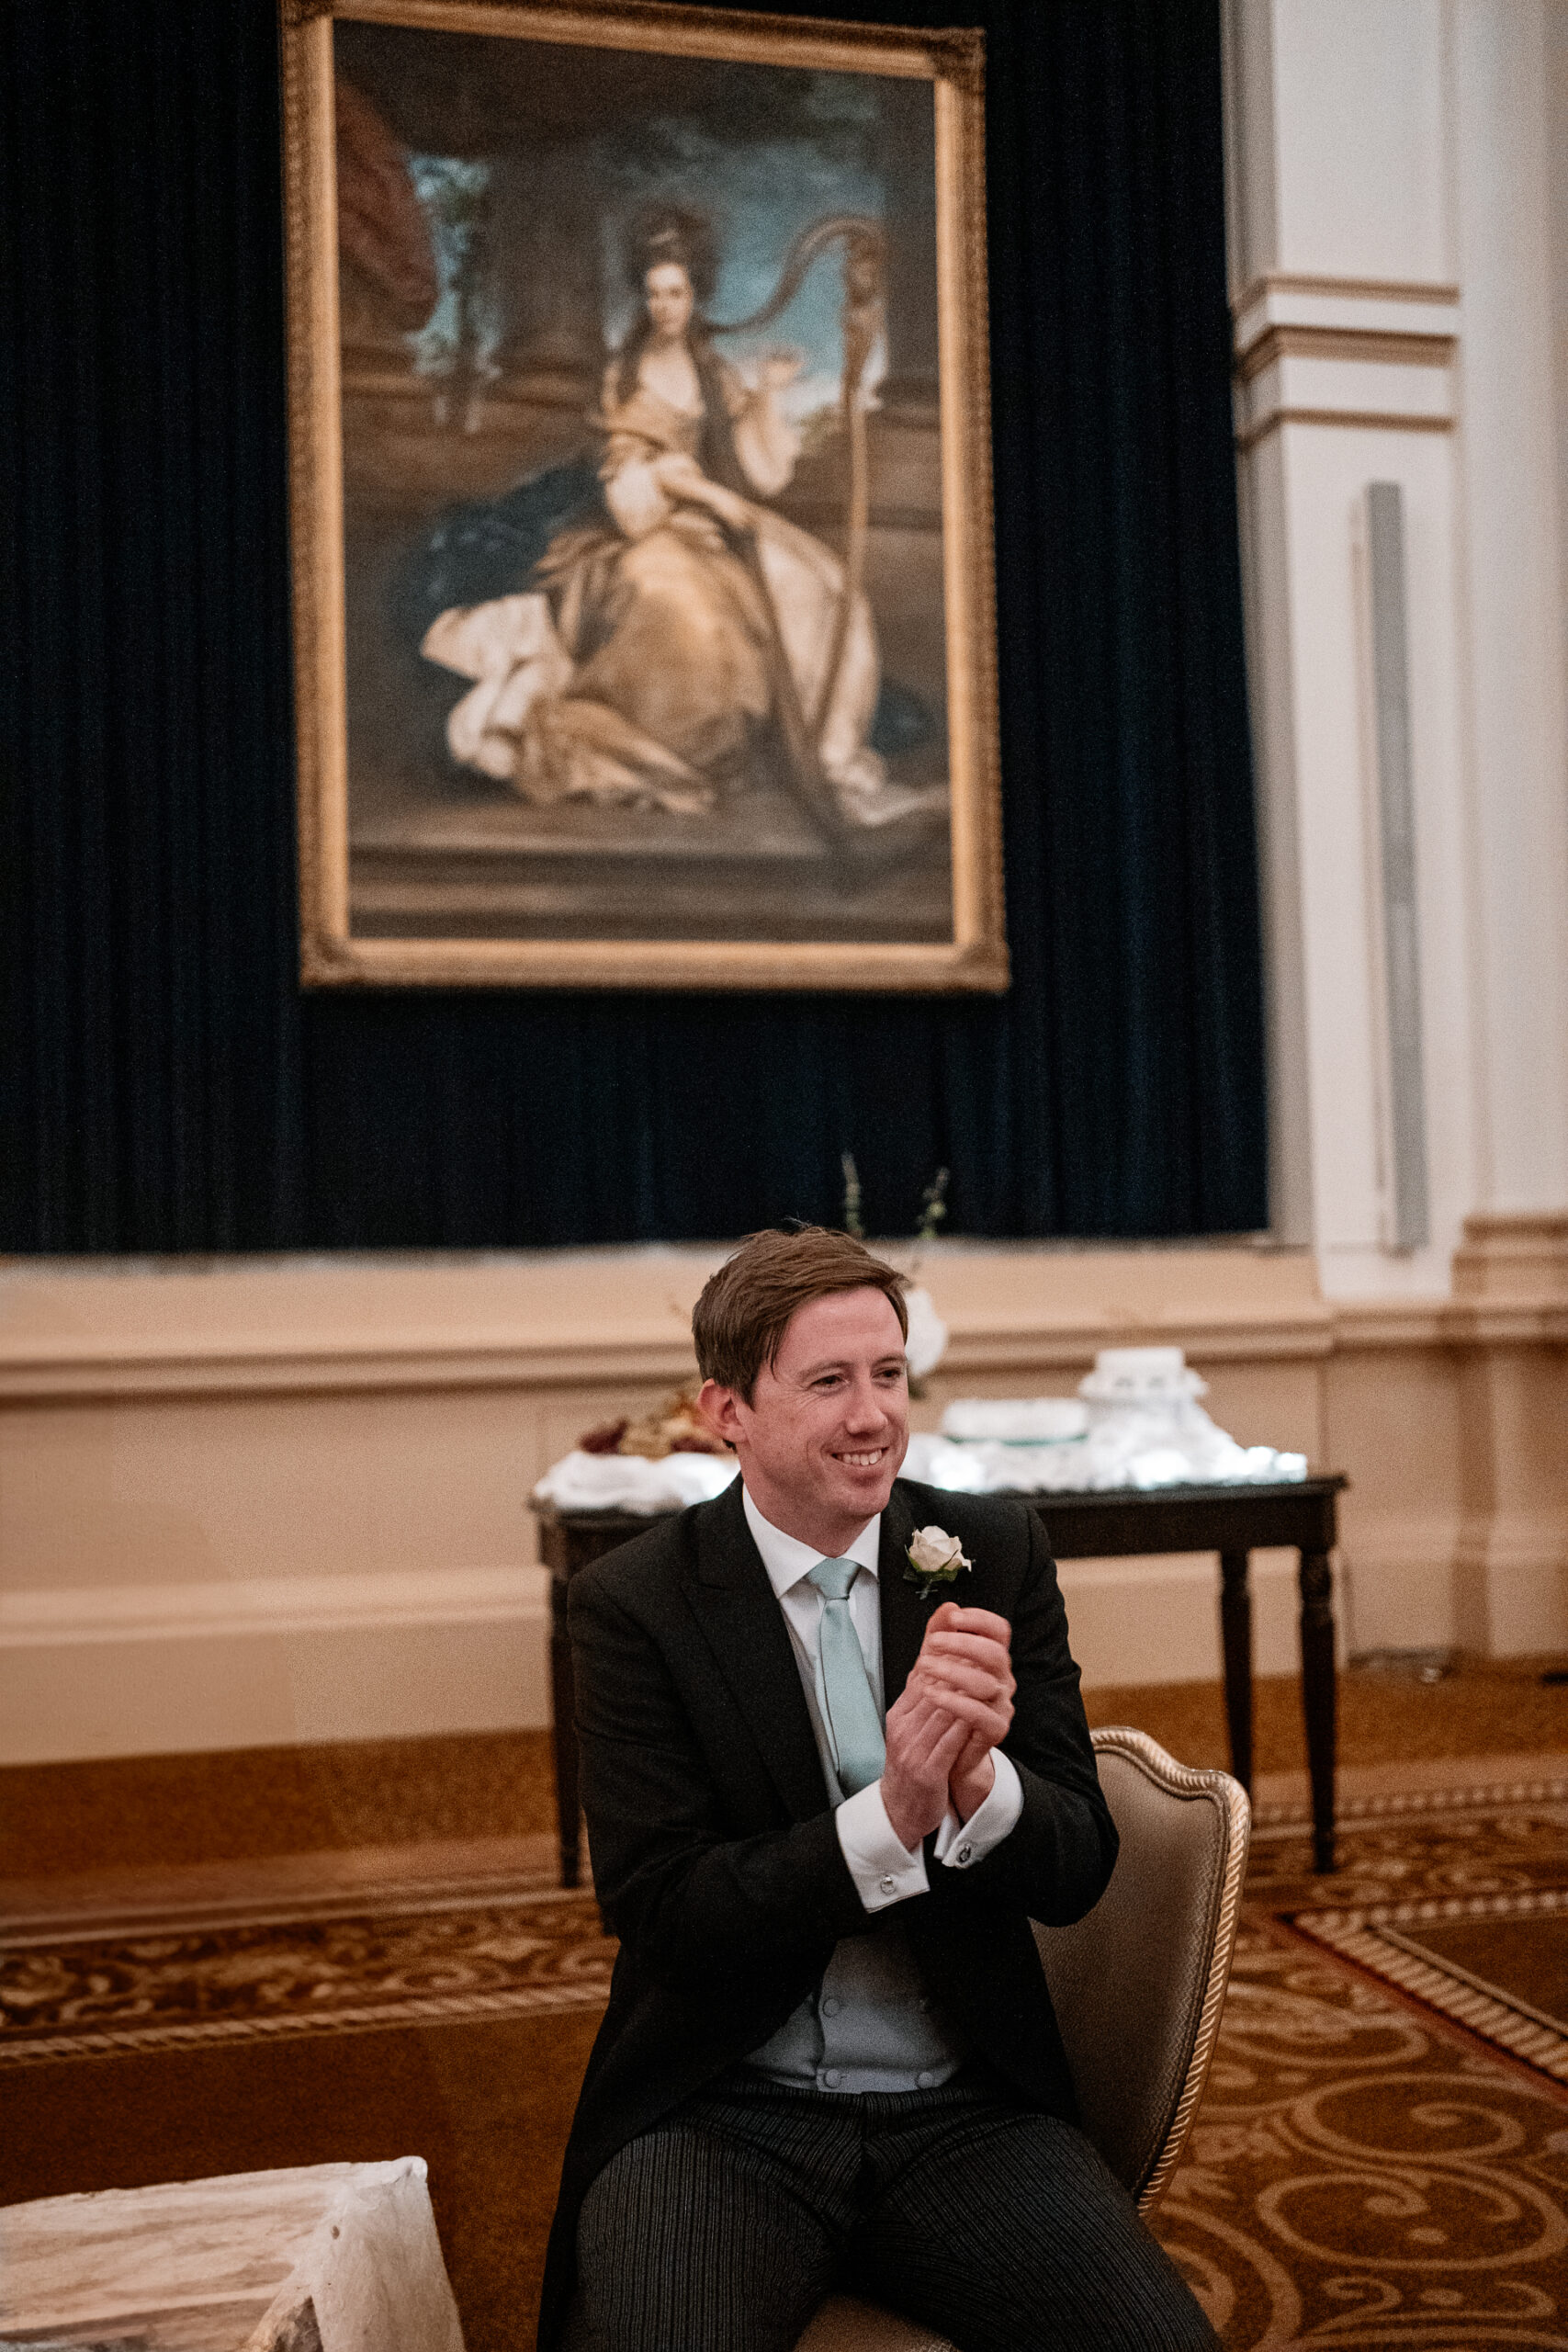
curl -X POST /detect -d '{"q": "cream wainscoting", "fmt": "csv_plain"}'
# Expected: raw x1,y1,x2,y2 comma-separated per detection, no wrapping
2,1221,1563,1764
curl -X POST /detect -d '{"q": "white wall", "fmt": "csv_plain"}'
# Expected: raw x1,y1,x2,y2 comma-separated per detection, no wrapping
1225,0,1568,1295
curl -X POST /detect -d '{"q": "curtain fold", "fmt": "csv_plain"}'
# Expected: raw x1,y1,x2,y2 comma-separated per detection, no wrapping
1,0,1267,1252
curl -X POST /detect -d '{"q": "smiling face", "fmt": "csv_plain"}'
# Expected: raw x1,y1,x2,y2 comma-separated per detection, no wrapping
699,1286,910,1555
644,260,695,344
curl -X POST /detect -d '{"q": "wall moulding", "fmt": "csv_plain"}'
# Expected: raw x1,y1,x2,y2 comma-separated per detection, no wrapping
4,1277,1562,1404
1452,1212,1568,1302
0,1565,546,1647
1231,277,1461,349
1234,410,1453,455
0,1311,1348,1404
0,1334,708,1406
1233,275,1461,314
1234,327,1457,389
1231,272,1461,451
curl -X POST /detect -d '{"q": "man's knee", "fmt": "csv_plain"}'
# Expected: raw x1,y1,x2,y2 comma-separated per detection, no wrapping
854,2108,1218,2352
575,2125,835,2352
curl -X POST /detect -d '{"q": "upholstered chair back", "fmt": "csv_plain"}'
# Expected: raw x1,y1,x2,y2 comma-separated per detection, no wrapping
1032,1725,1249,2211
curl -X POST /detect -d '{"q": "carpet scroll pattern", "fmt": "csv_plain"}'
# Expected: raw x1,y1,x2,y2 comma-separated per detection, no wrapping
6,1783,1568,2348
1165,1781,1568,2346
0,1890,616,2064
1157,1927,1568,2346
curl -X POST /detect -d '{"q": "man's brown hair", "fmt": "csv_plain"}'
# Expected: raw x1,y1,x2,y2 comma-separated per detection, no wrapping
693,1226,908,1399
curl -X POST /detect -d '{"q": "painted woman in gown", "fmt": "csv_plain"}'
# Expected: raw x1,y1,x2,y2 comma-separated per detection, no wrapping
421,209,919,829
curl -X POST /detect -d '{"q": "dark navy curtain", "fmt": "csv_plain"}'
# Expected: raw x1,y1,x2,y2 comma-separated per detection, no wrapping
1,0,1266,1252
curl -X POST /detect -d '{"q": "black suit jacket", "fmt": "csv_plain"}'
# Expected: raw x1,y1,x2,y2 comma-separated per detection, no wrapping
537,1475,1117,2351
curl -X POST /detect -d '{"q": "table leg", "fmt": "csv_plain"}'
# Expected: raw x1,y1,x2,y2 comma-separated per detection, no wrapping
1299,1547,1337,1872
549,1575,581,1888
1218,1551,1254,1793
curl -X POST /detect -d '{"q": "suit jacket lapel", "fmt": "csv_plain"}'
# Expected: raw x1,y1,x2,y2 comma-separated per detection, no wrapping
686,1477,829,1823
878,1480,929,1708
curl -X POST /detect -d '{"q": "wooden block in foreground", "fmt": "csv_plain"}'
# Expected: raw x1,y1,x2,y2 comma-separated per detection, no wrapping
0,2156,465,2352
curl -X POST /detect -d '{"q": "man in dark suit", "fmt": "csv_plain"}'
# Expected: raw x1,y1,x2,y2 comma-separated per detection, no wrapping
542,1227,1216,2352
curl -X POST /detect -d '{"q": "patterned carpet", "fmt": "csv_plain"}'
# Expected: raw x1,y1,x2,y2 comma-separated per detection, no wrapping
6,1779,1568,2349
0,1884,615,2067
1154,1777,1568,2347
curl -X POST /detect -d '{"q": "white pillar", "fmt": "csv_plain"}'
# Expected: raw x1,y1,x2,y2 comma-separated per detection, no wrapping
1224,0,1568,1295
1448,0,1568,1218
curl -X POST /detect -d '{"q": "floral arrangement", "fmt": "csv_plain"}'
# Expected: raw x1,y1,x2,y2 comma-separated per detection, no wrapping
578,1386,728,1461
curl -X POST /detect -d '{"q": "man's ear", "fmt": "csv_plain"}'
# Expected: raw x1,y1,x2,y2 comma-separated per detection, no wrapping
697,1377,745,1452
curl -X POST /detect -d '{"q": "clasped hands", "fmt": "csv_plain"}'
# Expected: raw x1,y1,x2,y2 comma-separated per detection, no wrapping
881,1603,1015,1853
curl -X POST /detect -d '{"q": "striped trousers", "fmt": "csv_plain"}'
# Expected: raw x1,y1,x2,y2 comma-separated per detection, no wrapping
573,2068,1217,2352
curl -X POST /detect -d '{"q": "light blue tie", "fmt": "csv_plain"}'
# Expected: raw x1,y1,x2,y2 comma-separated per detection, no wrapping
807,1557,886,1795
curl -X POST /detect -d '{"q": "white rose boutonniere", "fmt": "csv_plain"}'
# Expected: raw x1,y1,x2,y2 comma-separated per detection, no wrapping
905,1523,973,1601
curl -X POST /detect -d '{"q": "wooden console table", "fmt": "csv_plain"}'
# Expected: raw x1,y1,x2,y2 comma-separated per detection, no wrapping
535,1473,1348,1883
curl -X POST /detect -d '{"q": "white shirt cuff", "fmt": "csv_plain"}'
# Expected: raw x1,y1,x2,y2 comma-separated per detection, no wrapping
835,1781,930,1913
933,1749,1023,1871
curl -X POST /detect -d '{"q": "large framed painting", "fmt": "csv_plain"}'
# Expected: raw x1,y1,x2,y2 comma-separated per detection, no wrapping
281,0,1007,991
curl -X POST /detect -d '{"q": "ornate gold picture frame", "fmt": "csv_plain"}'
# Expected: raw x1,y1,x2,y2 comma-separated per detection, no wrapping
281,0,1007,991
